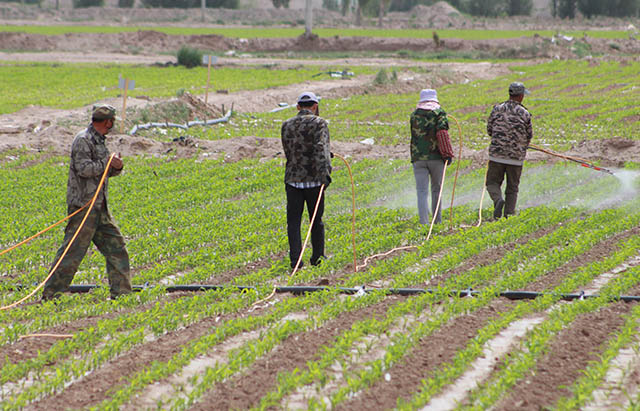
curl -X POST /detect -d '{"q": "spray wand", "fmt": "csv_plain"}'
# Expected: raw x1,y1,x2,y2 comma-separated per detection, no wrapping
528,143,615,175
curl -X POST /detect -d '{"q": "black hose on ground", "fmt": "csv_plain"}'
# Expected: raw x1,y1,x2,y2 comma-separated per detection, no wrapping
9,284,640,302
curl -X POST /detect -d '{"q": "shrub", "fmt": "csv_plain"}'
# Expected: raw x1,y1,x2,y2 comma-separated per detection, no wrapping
118,0,135,7
177,46,203,69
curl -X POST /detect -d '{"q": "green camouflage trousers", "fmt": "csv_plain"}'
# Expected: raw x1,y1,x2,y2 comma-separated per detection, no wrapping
42,206,132,300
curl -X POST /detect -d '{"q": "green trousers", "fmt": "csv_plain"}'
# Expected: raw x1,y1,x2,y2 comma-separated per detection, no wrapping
43,206,132,300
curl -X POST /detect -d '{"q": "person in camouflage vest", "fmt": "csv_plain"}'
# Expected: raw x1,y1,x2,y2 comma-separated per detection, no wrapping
281,91,332,268
486,82,533,219
410,89,454,225
42,105,132,301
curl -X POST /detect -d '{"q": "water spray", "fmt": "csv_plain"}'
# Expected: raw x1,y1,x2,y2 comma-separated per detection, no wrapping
528,143,615,176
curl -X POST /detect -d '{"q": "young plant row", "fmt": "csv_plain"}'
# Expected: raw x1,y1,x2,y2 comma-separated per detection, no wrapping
250,207,640,408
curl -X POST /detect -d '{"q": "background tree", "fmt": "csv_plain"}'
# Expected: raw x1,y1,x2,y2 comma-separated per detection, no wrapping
507,0,532,15
557,0,576,18
577,0,604,18
467,0,505,16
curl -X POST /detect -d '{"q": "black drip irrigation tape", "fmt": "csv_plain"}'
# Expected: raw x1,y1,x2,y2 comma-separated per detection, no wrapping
8,284,640,302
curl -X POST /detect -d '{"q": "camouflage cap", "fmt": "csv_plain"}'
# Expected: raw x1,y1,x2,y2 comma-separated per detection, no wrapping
509,82,530,96
92,104,116,120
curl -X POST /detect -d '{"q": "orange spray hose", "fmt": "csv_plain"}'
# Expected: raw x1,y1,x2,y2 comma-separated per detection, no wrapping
1,153,116,310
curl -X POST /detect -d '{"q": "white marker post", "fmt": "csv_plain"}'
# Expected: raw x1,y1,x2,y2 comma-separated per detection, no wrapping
202,55,218,106
118,77,135,134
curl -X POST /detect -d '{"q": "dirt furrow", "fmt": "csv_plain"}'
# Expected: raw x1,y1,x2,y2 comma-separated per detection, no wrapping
0,292,187,369
190,296,400,410
23,295,288,410
336,299,516,410
494,299,637,410
525,226,640,292
333,220,636,409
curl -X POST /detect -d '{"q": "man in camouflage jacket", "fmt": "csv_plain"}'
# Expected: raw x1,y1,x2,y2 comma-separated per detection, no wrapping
281,91,331,268
486,82,533,219
410,88,454,225
42,105,132,301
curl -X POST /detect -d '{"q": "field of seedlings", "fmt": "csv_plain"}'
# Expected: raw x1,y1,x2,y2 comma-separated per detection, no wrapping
1,36,640,410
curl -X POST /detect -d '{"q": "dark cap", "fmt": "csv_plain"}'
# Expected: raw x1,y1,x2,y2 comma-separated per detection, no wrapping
92,104,116,120
509,82,530,96
297,91,319,104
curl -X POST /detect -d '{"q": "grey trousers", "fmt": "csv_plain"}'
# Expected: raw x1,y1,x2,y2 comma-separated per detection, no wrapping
412,159,444,224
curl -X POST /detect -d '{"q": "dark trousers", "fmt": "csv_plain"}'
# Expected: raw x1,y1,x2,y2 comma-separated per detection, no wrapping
43,206,132,299
285,184,325,266
486,160,523,216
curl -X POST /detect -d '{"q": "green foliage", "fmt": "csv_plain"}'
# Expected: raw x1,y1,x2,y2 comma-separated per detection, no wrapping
322,0,340,11
577,0,639,17
467,0,505,16
558,0,577,18
176,46,203,69
72,0,103,7
0,62,354,115
118,0,135,7
507,0,532,15
272,0,289,8
372,68,396,85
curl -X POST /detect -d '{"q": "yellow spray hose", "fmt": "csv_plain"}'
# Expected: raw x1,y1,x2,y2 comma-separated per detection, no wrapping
1,153,116,311
357,160,449,271
0,202,90,258
447,115,464,230
250,184,326,309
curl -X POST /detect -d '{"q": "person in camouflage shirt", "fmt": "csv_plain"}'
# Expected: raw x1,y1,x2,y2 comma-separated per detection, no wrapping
42,105,132,301
486,82,533,219
281,91,332,268
410,89,454,225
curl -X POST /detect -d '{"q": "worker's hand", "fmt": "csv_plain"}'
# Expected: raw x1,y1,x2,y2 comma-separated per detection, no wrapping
110,155,123,171
444,157,453,165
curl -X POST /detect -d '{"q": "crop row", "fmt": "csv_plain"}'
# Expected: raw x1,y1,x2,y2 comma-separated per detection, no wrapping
0,63,375,115
2,150,640,408
171,60,639,151
107,205,640,409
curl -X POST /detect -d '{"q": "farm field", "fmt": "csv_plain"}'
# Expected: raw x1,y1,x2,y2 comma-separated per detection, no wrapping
1,13,640,408
2,148,640,409
0,25,633,40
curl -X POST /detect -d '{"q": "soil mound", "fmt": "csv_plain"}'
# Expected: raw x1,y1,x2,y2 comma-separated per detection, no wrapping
410,2,466,27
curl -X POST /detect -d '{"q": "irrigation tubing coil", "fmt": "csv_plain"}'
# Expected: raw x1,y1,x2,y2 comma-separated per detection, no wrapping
129,108,233,135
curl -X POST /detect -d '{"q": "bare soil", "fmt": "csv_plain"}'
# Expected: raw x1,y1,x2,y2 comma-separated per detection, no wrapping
495,299,637,411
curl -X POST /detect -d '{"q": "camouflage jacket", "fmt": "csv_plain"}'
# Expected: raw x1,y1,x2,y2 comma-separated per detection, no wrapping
281,109,332,184
410,108,449,162
487,100,533,165
66,125,121,210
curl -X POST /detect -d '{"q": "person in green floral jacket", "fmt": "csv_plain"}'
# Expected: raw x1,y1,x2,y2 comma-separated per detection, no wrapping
410,89,454,225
